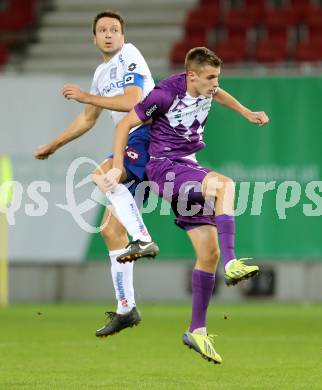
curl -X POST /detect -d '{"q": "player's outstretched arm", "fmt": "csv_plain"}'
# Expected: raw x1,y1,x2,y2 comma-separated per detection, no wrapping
214,88,269,126
63,84,142,113
34,104,102,160
111,109,143,185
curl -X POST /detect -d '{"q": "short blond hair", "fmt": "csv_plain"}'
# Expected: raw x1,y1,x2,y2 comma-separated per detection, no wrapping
185,47,222,72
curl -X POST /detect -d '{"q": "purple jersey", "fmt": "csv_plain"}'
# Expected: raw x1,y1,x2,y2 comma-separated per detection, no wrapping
134,73,213,159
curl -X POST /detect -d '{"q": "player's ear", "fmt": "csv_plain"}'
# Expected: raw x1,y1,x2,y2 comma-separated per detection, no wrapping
93,35,97,46
187,70,196,81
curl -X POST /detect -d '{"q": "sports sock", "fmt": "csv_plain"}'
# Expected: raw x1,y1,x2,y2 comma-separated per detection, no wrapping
192,327,207,336
189,269,215,332
107,184,151,242
215,214,236,269
109,248,135,314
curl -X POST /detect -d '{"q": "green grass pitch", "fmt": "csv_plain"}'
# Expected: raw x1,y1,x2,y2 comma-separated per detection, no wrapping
1,303,322,389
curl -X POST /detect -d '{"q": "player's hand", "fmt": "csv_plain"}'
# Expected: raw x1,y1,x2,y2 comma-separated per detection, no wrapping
92,167,123,193
246,111,269,126
63,84,90,104
34,144,56,160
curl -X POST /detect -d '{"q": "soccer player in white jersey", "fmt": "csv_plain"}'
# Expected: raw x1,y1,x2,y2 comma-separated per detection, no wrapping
110,47,269,363
35,11,158,337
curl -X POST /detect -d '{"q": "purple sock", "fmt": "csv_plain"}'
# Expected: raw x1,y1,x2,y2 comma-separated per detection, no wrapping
189,269,215,332
215,214,236,268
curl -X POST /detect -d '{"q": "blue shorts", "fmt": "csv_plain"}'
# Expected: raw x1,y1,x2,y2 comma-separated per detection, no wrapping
108,125,150,206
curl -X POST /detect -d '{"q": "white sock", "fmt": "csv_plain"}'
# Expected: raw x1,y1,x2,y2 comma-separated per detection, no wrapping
109,248,136,314
192,327,207,336
225,258,237,272
107,184,152,242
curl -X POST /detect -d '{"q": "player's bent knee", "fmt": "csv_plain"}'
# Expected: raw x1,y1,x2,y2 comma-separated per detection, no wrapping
204,173,235,199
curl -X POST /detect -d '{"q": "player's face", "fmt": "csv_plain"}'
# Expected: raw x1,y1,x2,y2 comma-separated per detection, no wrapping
189,65,220,98
94,17,124,57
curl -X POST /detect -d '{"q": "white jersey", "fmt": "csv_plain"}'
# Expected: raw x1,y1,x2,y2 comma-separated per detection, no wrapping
90,43,155,133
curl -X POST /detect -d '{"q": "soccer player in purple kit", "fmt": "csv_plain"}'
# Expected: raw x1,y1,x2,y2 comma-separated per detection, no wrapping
110,47,269,363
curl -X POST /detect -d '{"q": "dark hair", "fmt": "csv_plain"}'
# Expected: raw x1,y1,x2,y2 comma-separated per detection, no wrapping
185,47,222,71
92,10,125,35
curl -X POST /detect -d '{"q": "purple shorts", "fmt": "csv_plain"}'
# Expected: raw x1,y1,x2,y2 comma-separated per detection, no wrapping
146,157,216,231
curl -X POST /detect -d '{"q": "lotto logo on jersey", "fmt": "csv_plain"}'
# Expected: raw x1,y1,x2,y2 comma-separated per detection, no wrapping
125,147,140,163
124,75,134,85
128,63,137,71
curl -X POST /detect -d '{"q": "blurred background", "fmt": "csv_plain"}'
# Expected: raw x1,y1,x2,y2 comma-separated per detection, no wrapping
1,0,322,305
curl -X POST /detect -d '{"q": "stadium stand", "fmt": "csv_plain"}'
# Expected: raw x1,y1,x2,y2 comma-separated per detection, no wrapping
0,0,50,69
2,0,322,74
5,0,196,76
170,0,322,69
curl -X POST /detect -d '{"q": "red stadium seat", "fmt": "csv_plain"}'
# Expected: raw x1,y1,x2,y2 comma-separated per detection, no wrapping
212,36,248,63
303,4,322,24
171,38,209,65
254,37,289,62
288,0,311,23
171,1,222,66
199,0,221,7
263,6,299,30
224,4,264,30
185,5,221,41
0,0,36,31
0,0,38,67
0,42,8,65
303,5,322,35
294,38,322,61
245,0,265,6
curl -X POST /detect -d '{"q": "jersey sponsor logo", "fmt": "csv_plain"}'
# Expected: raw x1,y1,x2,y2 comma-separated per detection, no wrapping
145,104,158,117
102,80,124,94
110,67,117,80
124,75,134,85
125,147,140,162
128,63,137,71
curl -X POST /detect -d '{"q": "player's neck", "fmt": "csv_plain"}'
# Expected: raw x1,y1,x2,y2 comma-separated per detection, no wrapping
186,80,200,98
102,46,123,63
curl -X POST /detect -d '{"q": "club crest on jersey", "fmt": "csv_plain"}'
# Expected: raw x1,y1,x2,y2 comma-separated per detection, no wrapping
110,67,117,80
125,147,140,162
128,63,137,71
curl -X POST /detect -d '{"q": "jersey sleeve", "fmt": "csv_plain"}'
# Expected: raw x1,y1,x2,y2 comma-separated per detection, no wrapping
121,44,151,90
134,86,173,122
123,73,144,89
